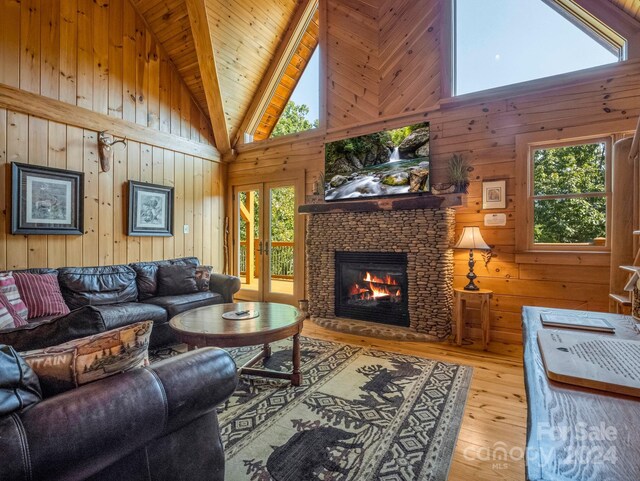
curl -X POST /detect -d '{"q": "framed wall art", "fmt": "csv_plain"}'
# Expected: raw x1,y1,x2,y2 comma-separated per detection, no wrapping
482,180,506,210
11,162,84,235
127,180,174,237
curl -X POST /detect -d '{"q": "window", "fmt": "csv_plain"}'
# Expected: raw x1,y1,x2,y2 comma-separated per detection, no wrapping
248,3,320,142
271,48,320,138
518,136,612,252
453,0,624,96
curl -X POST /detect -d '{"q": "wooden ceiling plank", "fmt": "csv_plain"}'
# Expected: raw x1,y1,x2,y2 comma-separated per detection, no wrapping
185,0,231,154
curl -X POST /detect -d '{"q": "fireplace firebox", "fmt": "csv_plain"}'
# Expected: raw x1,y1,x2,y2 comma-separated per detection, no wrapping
335,252,409,327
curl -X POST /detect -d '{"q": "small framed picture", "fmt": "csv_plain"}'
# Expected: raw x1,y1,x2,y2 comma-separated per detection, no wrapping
128,181,174,237
482,180,506,209
12,162,84,235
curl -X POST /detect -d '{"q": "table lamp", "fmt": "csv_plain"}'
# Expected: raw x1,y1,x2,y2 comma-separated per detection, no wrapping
454,226,490,291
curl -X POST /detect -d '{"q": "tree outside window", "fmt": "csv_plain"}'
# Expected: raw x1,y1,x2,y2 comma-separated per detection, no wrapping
532,142,608,245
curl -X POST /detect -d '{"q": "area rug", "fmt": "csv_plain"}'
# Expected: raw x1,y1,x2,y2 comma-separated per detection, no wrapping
151,337,472,481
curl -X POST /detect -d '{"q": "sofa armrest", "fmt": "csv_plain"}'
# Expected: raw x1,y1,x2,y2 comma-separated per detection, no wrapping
1,347,237,481
209,273,241,302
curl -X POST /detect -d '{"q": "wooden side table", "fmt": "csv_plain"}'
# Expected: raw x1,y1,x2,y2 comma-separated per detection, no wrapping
454,287,493,349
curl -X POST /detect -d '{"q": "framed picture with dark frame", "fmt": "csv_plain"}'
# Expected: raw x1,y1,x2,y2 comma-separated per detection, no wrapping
12,162,84,235
127,180,174,237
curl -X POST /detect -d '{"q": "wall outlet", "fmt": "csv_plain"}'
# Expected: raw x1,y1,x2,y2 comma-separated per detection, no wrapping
183,224,190,234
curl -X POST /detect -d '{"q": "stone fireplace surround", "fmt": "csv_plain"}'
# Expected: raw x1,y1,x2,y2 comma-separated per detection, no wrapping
302,198,457,339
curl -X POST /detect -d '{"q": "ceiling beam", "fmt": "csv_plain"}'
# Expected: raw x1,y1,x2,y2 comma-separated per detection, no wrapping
185,0,231,155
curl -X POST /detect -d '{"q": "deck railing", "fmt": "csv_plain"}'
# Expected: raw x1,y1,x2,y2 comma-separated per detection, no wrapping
240,240,294,279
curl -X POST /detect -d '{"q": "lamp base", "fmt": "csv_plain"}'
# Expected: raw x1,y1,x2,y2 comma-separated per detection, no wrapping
463,280,480,291
464,249,480,291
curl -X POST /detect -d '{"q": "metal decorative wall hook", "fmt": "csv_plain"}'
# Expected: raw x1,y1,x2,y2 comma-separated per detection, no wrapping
98,131,127,172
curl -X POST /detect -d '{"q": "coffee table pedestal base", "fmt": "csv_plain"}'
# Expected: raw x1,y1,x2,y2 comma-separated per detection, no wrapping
186,333,302,387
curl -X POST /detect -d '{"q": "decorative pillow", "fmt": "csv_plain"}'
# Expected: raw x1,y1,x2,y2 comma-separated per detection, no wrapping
157,265,199,296
0,293,28,330
20,320,153,397
195,265,213,292
13,272,70,319
0,272,28,320
0,345,42,416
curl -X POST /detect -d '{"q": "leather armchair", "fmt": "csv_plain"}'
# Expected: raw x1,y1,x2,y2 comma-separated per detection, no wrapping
0,347,238,481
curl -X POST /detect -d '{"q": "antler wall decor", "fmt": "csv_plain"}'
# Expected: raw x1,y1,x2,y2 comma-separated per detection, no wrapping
97,131,127,172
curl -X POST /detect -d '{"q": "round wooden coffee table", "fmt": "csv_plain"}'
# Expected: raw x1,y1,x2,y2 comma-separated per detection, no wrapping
169,302,305,386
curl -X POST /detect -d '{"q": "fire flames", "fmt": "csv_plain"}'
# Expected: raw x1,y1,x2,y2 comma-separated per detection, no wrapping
348,271,401,301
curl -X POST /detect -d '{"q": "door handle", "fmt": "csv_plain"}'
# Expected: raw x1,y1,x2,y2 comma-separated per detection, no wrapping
264,241,270,255
257,241,263,255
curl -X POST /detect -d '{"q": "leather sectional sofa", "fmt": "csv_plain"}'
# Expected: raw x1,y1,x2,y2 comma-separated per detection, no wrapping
0,258,241,480
0,257,241,349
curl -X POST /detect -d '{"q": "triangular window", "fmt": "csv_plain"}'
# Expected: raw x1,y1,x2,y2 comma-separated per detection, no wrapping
251,6,320,141
454,0,625,96
271,48,320,138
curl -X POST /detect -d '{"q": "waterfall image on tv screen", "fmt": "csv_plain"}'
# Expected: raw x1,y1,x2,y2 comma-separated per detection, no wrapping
324,122,430,201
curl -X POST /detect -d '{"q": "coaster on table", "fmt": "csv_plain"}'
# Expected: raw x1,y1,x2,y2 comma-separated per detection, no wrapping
222,310,260,320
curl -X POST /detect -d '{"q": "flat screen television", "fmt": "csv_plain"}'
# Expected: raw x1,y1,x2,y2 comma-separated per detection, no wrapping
324,122,430,201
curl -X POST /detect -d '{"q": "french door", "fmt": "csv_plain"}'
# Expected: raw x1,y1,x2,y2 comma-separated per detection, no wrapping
232,178,304,305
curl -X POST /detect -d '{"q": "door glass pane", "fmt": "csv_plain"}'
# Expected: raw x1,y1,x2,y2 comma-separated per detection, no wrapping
238,189,260,291
268,186,295,296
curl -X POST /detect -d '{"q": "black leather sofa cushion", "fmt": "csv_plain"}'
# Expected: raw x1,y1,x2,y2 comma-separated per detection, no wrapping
143,291,222,318
91,303,168,331
0,345,42,416
58,265,139,310
157,265,199,296
130,257,199,301
0,306,107,352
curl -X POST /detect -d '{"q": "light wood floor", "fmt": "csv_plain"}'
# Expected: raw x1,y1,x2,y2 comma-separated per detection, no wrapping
240,278,294,296
302,322,527,481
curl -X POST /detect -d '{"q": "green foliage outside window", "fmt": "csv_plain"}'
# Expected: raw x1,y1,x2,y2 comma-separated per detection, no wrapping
238,188,295,242
533,143,606,244
271,102,319,138
269,187,295,242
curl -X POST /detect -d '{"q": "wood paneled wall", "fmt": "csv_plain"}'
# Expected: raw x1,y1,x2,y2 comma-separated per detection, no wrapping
326,0,380,127
0,0,224,272
0,0,214,142
231,0,640,343
326,0,441,128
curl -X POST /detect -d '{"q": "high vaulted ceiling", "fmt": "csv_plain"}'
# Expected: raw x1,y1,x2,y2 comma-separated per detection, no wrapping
130,0,640,153
131,0,299,152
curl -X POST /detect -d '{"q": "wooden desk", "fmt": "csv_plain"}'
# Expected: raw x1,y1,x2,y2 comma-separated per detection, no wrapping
454,287,493,349
523,307,640,481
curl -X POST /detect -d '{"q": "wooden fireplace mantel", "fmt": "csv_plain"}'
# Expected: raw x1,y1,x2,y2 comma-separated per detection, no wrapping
298,193,463,214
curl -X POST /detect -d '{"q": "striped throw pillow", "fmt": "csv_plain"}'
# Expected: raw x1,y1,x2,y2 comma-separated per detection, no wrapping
0,272,28,320
13,272,70,320
0,293,27,330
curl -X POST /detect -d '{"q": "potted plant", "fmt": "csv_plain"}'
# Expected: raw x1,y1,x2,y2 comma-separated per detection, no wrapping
448,154,471,193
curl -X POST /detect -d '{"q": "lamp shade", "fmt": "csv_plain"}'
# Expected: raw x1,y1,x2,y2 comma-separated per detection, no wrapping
454,226,490,250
